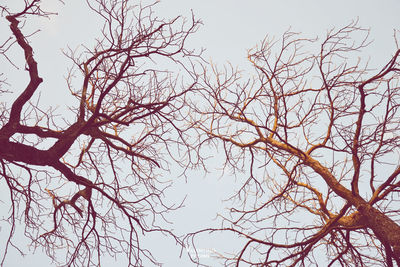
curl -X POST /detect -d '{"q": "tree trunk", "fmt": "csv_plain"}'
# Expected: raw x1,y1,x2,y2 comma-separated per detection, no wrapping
358,203,400,260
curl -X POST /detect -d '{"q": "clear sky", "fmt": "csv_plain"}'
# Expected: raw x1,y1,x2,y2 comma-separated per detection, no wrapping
1,0,400,266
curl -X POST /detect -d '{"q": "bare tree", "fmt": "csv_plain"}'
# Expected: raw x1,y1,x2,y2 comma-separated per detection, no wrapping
0,0,201,266
190,21,400,266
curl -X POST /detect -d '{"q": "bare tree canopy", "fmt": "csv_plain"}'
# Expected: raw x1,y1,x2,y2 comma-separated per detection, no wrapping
2,1,400,267
190,22,400,266
0,0,201,266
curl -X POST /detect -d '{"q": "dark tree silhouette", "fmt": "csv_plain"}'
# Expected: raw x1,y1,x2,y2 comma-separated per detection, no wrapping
0,0,201,266
190,22,400,266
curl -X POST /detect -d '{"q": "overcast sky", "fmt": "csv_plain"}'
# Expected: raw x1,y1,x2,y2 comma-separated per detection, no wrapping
2,0,400,266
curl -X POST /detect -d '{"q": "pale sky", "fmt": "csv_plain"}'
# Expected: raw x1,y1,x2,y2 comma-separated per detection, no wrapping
1,0,400,266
